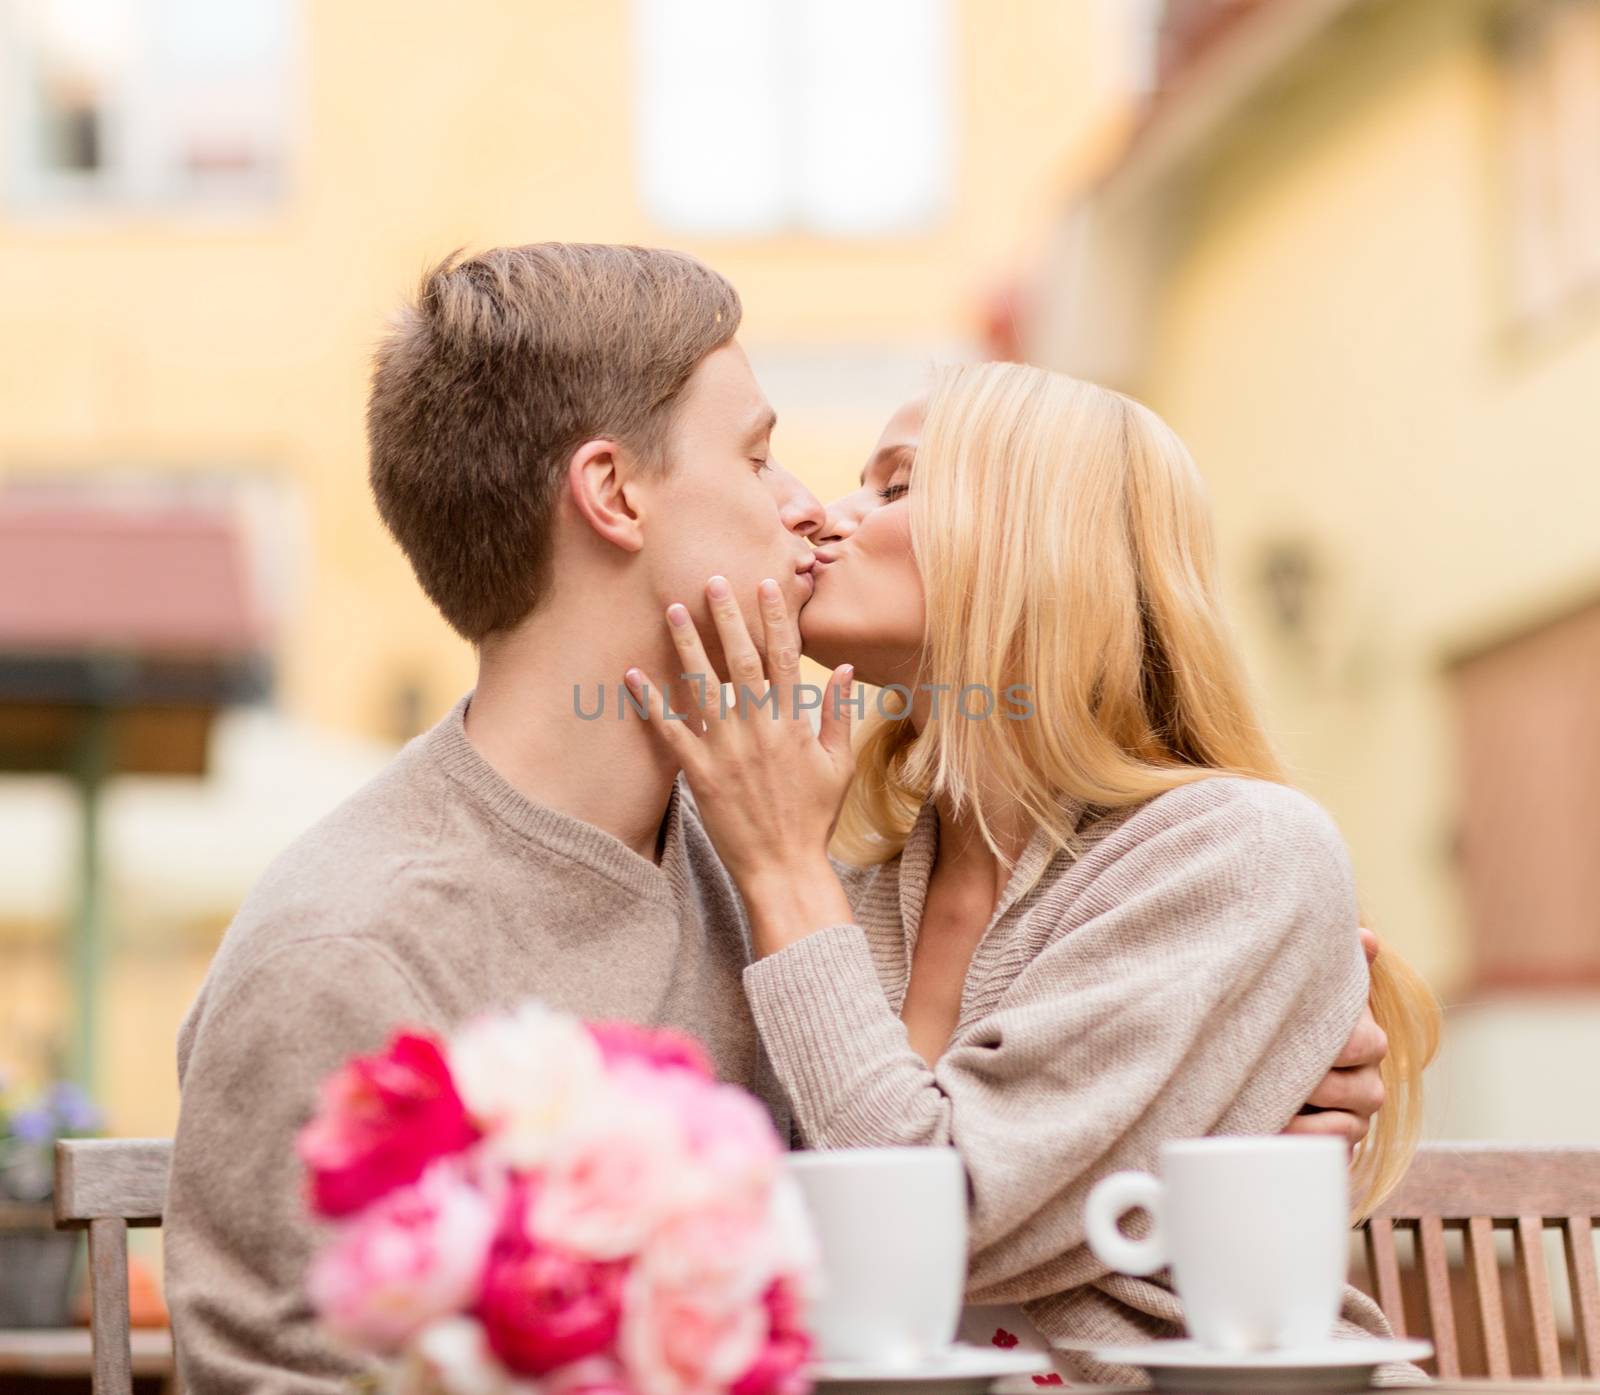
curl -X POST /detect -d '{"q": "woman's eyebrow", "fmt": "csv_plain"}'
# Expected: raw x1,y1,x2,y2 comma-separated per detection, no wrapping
858,442,916,487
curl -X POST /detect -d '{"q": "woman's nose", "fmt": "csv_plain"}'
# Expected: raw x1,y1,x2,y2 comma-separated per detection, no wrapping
817,497,861,546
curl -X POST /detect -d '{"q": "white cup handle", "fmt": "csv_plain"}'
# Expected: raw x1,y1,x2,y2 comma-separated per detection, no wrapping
1085,1170,1167,1277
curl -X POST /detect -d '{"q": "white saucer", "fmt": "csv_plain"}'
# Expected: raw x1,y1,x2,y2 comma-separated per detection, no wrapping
808,1342,1055,1395
1090,1337,1434,1392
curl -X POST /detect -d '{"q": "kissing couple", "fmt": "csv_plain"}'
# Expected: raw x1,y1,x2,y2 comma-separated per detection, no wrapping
166,243,1438,1393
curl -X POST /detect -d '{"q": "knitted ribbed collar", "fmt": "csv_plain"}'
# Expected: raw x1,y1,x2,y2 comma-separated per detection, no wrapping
894,793,1089,954
423,693,685,905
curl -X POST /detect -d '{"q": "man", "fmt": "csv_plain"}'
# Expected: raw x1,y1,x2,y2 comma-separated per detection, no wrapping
165,244,1386,1392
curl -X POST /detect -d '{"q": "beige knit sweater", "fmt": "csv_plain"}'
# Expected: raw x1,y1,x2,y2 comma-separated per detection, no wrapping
165,696,785,1395
743,776,1418,1385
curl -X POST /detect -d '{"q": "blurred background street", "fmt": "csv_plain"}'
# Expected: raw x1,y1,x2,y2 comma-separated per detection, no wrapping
1,0,1596,1171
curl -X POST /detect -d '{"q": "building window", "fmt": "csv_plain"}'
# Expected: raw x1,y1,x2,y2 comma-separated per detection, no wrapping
633,0,953,238
1,0,295,211
1498,0,1600,326
1451,597,1600,991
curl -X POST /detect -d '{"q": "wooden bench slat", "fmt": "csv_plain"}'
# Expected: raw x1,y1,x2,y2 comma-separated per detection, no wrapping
1515,1214,1563,1378
1564,1214,1600,1378
1365,1215,1408,1336
1419,1214,1462,1377
1466,1214,1512,1379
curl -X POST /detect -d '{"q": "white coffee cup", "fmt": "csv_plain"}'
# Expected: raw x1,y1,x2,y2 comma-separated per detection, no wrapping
786,1146,967,1365
1084,1136,1348,1352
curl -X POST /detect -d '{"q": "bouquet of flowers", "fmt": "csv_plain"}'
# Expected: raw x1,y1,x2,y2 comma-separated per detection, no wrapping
298,1003,819,1395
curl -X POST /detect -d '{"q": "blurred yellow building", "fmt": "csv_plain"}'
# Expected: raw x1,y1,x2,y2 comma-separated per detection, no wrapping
5,0,1595,1158
0,0,1142,1136
1027,0,1600,1140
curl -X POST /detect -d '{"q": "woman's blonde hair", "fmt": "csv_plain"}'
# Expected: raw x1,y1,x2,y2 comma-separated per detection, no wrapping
830,361,1439,1215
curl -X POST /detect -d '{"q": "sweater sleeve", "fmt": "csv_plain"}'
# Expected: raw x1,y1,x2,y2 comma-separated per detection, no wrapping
742,782,1370,1301
164,935,438,1395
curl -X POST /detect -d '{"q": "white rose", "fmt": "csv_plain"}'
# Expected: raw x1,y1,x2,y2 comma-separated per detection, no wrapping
447,1002,607,1168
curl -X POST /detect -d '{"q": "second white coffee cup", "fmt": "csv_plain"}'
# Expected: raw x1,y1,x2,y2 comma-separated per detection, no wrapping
1084,1135,1349,1352
786,1146,967,1365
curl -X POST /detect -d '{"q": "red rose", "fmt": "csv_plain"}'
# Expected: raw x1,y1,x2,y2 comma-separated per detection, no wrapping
476,1184,627,1376
297,1032,479,1218
731,1278,813,1395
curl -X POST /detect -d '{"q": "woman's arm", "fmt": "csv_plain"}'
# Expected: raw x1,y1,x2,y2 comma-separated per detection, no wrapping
743,783,1370,1301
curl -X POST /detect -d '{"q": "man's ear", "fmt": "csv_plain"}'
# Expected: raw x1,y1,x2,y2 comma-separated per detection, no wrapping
567,438,645,553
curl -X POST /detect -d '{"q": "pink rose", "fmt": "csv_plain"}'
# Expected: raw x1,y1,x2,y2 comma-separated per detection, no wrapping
624,1070,781,1201
619,1266,768,1395
731,1279,813,1395
477,1184,628,1377
676,1081,782,1189
306,1159,496,1353
619,1195,782,1395
618,1158,817,1395
545,1356,636,1395
586,1021,715,1080
298,1031,479,1218
634,1196,776,1297
530,1093,695,1260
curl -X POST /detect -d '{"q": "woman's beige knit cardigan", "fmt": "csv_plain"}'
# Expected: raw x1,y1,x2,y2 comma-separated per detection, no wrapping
742,776,1422,1385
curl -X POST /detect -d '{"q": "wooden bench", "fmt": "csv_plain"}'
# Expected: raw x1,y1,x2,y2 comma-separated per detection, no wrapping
1362,1143,1600,1379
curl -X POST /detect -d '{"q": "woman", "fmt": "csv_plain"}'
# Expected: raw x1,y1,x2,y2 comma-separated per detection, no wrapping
622,363,1438,1381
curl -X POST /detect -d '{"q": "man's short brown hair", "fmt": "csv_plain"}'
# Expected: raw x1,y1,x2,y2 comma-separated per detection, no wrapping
367,243,741,640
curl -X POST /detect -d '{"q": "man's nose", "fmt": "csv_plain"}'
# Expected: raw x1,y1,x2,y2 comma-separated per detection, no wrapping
772,465,825,539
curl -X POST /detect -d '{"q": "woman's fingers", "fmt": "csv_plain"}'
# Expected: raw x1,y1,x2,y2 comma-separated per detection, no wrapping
1333,1006,1388,1070
1305,1062,1385,1119
754,577,855,760
663,668,708,738
706,575,766,713
818,663,855,761
757,578,801,722
623,665,700,769
649,574,856,778
665,603,720,725
1284,1107,1370,1148
1359,925,1381,965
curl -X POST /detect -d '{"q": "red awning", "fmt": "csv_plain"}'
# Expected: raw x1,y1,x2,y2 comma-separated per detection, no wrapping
0,504,263,658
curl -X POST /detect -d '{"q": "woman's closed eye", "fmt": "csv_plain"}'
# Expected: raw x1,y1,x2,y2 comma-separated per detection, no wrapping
877,482,909,502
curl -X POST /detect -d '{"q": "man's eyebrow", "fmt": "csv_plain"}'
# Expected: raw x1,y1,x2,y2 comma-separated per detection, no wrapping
744,407,777,444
